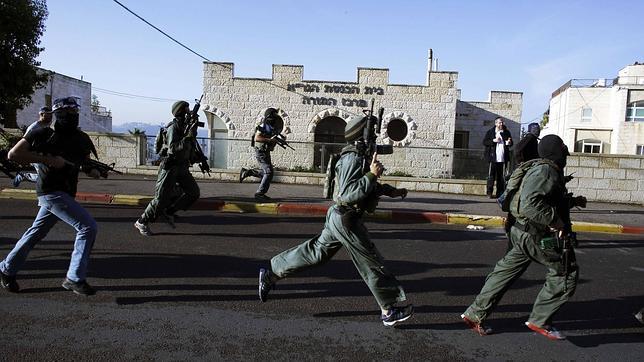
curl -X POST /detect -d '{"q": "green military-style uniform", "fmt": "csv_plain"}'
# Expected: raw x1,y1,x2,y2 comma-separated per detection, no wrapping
270,145,406,309
141,117,200,223
463,161,578,327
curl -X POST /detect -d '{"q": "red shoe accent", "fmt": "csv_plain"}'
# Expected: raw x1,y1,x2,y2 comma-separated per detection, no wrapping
525,322,566,340
461,314,493,336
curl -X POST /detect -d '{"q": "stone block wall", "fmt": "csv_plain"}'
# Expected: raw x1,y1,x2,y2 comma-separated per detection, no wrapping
202,62,460,177
86,132,145,169
565,153,643,204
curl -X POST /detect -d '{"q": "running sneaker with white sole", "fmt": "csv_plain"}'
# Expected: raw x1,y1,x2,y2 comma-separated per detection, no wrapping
525,321,566,340
134,220,152,236
382,305,413,326
461,314,493,336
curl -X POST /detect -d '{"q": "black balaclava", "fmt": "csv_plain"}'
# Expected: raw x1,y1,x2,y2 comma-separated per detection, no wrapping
538,134,569,169
53,110,79,133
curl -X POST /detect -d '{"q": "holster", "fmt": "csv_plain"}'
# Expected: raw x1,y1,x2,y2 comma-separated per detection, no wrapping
335,205,361,230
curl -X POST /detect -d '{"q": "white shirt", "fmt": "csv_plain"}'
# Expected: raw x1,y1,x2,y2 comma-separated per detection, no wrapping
495,130,505,162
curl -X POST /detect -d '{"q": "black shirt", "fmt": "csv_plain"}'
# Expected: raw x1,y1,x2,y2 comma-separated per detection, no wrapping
24,128,94,197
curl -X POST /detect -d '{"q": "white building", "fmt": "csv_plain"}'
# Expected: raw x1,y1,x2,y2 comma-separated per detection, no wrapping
201,51,522,178
545,63,644,155
16,69,112,133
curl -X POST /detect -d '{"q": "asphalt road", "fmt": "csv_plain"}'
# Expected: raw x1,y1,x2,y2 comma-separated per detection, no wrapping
0,199,643,361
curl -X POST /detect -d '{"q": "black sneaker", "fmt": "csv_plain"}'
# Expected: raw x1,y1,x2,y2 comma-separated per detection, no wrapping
0,270,19,293
255,193,271,201
258,268,275,302
239,168,248,183
62,278,96,296
381,304,413,326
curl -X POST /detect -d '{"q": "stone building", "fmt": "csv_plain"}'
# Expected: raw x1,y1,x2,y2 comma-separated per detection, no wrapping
16,69,112,133
201,53,522,177
544,62,644,155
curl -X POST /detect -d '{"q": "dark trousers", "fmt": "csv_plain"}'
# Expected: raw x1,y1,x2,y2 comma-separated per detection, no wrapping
487,162,506,197
247,148,273,195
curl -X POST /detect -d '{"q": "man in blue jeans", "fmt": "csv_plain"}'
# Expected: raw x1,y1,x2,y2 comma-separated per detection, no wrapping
0,97,101,296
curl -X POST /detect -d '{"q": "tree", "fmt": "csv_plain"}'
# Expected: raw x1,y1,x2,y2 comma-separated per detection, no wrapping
91,94,100,113
0,0,49,128
540,108,550,128
128,128,146,136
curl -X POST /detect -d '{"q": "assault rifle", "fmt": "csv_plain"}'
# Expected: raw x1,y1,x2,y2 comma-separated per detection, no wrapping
81,158,123,178
557,190,586,292
271,133,295,151
361,99,393,173
185,95,211,176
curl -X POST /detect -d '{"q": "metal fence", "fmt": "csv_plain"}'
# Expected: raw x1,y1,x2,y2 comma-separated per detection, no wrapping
144,135,491,179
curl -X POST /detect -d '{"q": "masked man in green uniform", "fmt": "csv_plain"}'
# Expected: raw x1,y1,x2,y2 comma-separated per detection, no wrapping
134,101,200,236
462,135,582,340
257,115,412,326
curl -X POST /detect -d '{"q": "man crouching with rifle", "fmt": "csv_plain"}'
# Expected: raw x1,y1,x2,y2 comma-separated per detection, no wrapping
134,100,201,236
257,103,412,326
0,97,102,295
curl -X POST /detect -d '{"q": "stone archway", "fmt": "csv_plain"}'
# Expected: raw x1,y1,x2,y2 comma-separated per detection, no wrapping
202,105,235,169
308,108,351,171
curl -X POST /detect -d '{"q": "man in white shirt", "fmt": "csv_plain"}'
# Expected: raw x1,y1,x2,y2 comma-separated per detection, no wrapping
482,117,513,198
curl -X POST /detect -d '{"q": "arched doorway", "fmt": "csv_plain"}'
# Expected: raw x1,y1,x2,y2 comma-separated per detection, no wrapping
314,116,345,172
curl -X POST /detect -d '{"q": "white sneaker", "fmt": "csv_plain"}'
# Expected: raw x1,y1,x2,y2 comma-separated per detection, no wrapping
134,220,152,236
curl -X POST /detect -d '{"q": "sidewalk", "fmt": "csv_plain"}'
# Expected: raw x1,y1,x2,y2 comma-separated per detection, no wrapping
1,174,643,234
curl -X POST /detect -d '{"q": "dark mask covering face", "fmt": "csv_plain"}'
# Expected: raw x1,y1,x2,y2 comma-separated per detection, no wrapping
54,112,79,133
538,135,569,170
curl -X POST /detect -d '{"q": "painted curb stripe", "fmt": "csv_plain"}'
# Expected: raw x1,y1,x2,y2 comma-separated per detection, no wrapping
447,214,505,227
2,188,641,235
112,194,152,206
222,202,279,214
622,226,644,234
572,222,623,234
0,189,37,200
75,192,113,204
277,203,328,216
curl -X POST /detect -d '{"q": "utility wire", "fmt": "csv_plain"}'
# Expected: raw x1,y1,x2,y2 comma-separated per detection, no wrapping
112,0,211,62
93,86,176,102
110,0,367,119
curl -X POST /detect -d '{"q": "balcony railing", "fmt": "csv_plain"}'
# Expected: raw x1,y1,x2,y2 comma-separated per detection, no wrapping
551,78,617,98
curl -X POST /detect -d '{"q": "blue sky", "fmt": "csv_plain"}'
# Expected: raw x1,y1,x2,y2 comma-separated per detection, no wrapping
37,0,643,127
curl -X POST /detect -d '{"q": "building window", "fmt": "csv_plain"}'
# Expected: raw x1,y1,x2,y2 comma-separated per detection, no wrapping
385,118,408,142
582,140,602,153
581,107,592,122
637,145,644,155
454,131,469,149
626,101,644,122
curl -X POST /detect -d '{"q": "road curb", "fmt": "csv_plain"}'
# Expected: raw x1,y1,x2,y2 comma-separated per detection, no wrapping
1,188,641,235
447,214,506,227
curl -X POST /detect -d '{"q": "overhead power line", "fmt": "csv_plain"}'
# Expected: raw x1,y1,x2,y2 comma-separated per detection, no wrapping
112,0,211,62
93,87,176,102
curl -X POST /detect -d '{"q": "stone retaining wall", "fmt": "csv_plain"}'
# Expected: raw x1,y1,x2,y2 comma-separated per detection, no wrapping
565,153,643,204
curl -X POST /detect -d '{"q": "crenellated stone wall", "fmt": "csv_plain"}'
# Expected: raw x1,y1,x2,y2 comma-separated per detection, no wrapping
202,62,462,178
